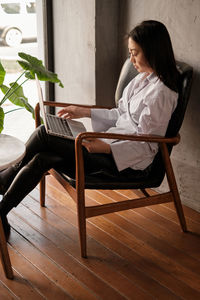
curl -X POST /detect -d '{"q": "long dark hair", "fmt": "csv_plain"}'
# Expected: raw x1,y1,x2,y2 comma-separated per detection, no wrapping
128,20,180,92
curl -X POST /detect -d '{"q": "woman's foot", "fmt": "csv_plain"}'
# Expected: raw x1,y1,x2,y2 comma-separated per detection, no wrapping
0,215,11,241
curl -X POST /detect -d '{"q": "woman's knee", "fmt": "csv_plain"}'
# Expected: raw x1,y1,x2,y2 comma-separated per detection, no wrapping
25,125,47,149
36,125,48,140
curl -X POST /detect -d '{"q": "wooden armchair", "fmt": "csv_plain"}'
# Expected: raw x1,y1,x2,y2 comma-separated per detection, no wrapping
35,60,193,258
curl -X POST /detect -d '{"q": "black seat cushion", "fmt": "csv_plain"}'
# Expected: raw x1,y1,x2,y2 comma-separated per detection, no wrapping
56,158,164,189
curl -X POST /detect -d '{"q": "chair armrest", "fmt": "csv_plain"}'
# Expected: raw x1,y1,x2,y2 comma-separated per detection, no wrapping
35,103,42,128
75,131,180,145
74,131,180,191
43,101,113,109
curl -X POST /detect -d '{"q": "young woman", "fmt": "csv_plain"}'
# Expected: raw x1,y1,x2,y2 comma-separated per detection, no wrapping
0,20,180,239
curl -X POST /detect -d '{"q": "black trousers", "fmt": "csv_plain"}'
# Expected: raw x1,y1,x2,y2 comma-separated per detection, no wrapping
0,125,119,214
24,125,120,176
1,125,150,215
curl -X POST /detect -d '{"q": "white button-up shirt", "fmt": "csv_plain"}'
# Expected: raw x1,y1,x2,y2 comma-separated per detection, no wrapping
91,72,178,171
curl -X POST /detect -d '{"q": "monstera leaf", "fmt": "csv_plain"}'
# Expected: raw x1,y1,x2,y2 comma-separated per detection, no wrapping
17,52,64,87
1,83,28,105
0,83,35,118
0,52,63,133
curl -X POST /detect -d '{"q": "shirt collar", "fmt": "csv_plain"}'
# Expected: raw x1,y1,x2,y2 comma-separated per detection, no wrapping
145,72,159,84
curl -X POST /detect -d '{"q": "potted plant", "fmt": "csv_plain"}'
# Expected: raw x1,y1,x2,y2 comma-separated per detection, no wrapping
0,52,63,133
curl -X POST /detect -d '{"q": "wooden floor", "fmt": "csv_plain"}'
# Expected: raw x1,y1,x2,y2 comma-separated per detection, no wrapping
0,176,200,299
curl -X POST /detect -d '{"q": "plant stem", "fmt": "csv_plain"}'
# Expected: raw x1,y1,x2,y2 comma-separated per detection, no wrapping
4,107,23,114
0,70,27,105
1,77,29,106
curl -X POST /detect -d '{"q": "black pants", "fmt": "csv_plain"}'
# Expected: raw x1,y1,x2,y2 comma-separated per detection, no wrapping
24,125,120,176
1,125,150,215
0,125,121,214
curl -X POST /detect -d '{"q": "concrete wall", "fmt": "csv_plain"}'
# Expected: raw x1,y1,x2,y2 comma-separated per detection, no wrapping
95,0,119,106
118,0,200,212
52,0,96,105
52,0,119,107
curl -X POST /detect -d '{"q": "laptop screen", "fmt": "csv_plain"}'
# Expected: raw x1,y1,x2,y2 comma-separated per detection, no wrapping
35,75,48,129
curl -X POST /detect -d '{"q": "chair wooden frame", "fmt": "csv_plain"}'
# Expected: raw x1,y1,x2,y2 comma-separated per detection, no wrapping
0,217,13,279
35,101,187,258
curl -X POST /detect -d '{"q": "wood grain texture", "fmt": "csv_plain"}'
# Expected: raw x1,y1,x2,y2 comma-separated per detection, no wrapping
0,175,199,299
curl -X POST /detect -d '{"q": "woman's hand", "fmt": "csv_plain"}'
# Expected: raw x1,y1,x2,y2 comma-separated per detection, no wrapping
82,139,111,154
57,105,91,119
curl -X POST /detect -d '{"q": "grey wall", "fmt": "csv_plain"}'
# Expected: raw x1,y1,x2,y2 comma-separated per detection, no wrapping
95,0,119,106
118,0,200,212
53,0,119,107
53,0,96,105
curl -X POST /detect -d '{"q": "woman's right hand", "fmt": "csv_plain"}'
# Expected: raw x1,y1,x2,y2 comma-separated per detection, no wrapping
57,105,91,119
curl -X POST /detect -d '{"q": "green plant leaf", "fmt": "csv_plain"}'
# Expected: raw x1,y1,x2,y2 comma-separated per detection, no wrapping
0,52,62,132
17,52,64,88
0,83,35,119
0,61,5,86
21,99,35,118
0,106,4,133
1,83,28,106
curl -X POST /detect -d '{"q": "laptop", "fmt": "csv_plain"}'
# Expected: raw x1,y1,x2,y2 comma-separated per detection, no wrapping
35,75,86,140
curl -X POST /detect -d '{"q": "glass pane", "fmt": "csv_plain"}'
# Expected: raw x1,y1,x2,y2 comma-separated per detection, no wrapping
0,0,38,142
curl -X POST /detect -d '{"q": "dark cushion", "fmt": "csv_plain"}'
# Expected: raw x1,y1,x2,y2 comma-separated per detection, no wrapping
166,61,193,137
58,165,162,189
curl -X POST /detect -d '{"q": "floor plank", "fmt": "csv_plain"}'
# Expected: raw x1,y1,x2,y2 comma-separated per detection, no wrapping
0,175,200,299
0,281,17,299
31,189,180,300
11,200,150,300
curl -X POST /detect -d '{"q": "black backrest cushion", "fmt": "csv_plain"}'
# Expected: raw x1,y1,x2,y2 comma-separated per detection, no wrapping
166,61,193,137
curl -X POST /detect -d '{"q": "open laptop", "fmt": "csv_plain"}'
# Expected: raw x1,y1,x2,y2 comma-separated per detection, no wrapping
35,75,86,140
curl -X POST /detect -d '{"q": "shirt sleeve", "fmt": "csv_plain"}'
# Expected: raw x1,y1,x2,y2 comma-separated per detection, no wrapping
90,75,140,132
91,107,120,132
91,93,129,132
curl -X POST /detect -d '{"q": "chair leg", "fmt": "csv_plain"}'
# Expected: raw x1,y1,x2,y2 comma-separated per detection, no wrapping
161,144,187,232
140,188,150,197
40,175,46,207
0,218,13,279
77,192,87,258
78,215,87,258
170,183,187,232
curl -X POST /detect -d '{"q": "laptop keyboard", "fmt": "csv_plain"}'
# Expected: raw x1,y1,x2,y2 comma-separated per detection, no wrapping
46,114,73,136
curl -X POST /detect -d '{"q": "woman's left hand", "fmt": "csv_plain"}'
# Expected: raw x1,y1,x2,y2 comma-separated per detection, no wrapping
82,139,111,154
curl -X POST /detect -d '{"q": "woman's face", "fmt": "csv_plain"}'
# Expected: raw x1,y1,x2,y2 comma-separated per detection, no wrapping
128,38,153,74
